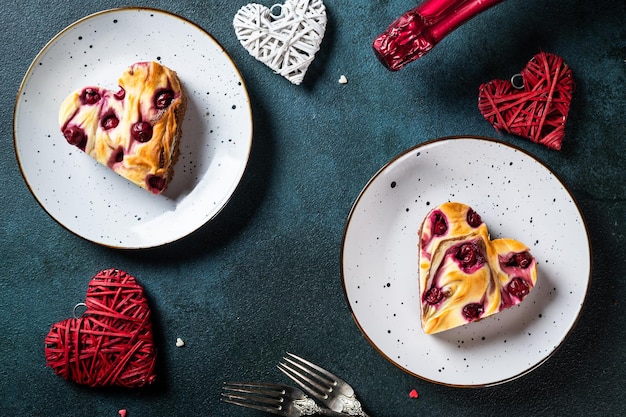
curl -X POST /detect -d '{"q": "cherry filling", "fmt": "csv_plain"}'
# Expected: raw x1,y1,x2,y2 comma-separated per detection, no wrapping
462,303,484,321
506,251,533,269
63,125,87,150
431,211,448,235
101,113,119,130
455,241,485,272
107,147,124,167
154,89,175,109
466,208,482,227
113,148,124,163
147,175,166,194
114,87,126,100
80,88,101,105
507,277,530,299
424,287,444,305
131,122,153,142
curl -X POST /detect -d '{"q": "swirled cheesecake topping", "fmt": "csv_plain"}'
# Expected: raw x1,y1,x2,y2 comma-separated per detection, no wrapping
419,202,538,334
59,62,186,194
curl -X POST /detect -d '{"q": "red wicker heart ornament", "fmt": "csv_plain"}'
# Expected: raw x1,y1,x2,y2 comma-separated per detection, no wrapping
478,52,575,150
45,269,157,388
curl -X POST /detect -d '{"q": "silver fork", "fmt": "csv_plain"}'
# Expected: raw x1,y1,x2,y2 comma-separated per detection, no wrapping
222,381,348,416
277,353,370,417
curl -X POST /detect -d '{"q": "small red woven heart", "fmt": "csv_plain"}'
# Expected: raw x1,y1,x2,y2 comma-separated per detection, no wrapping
45,269,157,388
478,52,575,150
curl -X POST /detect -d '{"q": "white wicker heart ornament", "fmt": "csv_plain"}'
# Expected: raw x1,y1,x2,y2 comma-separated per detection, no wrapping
233,0,327,85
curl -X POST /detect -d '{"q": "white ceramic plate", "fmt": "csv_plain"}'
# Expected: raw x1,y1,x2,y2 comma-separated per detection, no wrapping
342,137,591,387
14,8,253,248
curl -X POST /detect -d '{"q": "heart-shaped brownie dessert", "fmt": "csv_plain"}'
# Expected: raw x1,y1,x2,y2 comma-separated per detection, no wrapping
478,52,574,150
419,202,538,334
45,269,157,388
59,61,187,194
233,0,327,85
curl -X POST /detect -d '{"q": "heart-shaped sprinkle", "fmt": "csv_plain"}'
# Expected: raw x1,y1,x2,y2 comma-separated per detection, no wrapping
409,389,419,399
45,269,157,388
419,202,538,335
233,0,327,85
478,52,575,150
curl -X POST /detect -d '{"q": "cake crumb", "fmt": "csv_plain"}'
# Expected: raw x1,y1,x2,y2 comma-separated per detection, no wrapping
176,337,185,348
338,75,348,84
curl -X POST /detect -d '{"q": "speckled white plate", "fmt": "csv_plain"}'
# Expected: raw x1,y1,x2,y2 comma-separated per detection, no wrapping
14,8,252,248
341,137,591,387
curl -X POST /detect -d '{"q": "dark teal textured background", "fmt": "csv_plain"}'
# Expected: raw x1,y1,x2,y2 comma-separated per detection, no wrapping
2,0,625,415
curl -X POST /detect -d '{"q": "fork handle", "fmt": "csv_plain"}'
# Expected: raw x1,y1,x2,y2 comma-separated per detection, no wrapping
320,410,361,417
320,408,370,417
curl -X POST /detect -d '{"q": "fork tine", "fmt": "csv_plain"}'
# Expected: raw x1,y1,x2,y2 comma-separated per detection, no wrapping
222,382,287,416
280,352,356,396
221,397,284,415
278,359,328,401
285,352,337,385
223,381,285,398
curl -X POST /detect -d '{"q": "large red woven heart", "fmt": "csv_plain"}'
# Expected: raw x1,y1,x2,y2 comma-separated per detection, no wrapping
478,52,575,150
45,269,157,388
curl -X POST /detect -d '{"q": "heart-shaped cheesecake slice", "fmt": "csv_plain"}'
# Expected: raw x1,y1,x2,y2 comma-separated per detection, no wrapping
45,269,157,388
59,61,187,194
419,202,538,334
